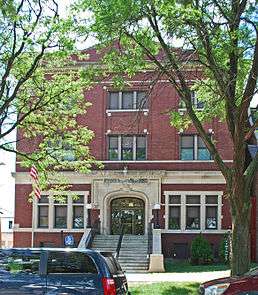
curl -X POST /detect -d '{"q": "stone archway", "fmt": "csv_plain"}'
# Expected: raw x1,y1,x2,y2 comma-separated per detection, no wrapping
102,191,150,235
110,197,145,235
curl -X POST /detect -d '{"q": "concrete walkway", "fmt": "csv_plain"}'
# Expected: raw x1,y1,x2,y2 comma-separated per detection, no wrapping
126,270,230,285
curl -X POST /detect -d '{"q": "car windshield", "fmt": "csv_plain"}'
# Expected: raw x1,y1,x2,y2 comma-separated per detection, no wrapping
0,249,40,274
245,266,258,276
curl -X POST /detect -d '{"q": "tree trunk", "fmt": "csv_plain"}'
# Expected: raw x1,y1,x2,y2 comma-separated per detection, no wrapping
231,205,251,276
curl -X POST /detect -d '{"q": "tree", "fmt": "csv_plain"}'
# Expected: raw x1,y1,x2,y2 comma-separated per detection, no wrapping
77,0,258,275
0,0,98,190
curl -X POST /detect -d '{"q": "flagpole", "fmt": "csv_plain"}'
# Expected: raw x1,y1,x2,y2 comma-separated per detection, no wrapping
31,195,35,247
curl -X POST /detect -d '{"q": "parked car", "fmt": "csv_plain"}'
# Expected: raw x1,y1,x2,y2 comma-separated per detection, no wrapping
199,267,258,294
0,248,130,295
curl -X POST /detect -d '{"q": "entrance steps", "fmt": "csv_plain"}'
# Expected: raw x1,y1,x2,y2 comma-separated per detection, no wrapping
91,235,119,252
90,234,149,273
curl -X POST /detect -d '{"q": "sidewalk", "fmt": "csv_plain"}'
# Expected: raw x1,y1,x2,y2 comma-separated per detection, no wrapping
126,270,230,284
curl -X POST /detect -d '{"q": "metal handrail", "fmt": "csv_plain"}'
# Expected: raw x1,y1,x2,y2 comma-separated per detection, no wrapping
115,223,125,259
85,220,100,248
147,222,153,255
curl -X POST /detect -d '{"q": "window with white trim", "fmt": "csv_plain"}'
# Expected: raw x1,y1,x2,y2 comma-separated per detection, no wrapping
108,91,148,110
54,197,68,229
72,195,84,229
186,195,201,229
47,140,75,162
108,135,146,161
168,195,181,229
38,195,49,228
205,195,218,229
179,91,204,109
36,193,87,230
165,192,222,231
180,135,211,160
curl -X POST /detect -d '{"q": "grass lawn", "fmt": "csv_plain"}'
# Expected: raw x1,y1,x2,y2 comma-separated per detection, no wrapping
129,282,200,295
165,260,230,273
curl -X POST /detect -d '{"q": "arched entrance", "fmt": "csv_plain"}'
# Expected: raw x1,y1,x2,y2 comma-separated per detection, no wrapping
111,197,145,235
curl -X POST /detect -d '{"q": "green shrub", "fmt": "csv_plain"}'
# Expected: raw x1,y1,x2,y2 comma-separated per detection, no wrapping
191,234,213,265
219,233,231,264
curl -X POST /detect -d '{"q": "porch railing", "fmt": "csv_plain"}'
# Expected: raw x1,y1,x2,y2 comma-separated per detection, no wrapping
85,220,100,249
148,221,153,255
115,223,125,259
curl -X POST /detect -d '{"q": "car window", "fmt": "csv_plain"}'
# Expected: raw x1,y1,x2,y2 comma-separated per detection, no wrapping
47,251,98,274
238,292,258,295
245,267,258,276
0,250,40,274
103,255,122,274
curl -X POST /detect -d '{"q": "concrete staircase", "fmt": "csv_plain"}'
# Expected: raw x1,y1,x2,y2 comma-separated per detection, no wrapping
91,234,149,273
91,234,119,253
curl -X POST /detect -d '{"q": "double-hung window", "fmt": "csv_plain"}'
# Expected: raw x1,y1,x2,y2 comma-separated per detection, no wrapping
38,195,49,228
180,135,211,160
108,91,148,110
54,197,68,228
72,195,84,229
122,136,134,160
165,192,222,231
47,139,75,162
108,135,146,160
186,195,201,230
205,195,218,229
179,91,204,109
168,195,181,229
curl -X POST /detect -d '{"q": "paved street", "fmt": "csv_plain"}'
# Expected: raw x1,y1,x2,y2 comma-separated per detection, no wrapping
126,270,231,284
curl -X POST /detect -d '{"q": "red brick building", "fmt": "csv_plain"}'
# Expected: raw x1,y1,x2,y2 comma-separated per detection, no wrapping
13,46,257,268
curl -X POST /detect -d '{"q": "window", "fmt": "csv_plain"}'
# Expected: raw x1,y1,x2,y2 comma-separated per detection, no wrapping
122,92,134,109
54,197,67,228
108,135,146,160
205,195,218,229
47,140,75,162
186,195,200,230
47,252,98,274
38,195,49,228
122,136,134,160
165,192,222,231
168,195,181,229
109,92,119,109
179,91,204,109
1,251,40,274
180,135,211,160
136,136,147,160
108,136,119,160
108,91,148,110
180,136,194,160
136,91,148,109
36,193,87,230
73,195,84,229
198,136,211,160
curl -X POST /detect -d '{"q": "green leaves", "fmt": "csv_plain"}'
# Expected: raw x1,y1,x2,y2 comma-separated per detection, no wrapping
0,0,99,194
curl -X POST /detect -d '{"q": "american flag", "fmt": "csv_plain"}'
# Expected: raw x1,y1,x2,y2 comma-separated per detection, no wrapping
30,165,41,199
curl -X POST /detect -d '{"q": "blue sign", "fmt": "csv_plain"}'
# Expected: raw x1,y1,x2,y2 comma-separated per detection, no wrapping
64,235,75,247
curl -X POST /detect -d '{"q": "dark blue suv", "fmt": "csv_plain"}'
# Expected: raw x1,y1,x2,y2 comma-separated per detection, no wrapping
0,248,130,295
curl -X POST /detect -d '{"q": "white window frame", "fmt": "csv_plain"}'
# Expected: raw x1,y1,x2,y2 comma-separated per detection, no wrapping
34,191,89,232
178,90,204,111
72,196,85,229
164,191,224,233
180,134,211,161
108,135,147,161
37,197,49,229
107,90,149,112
